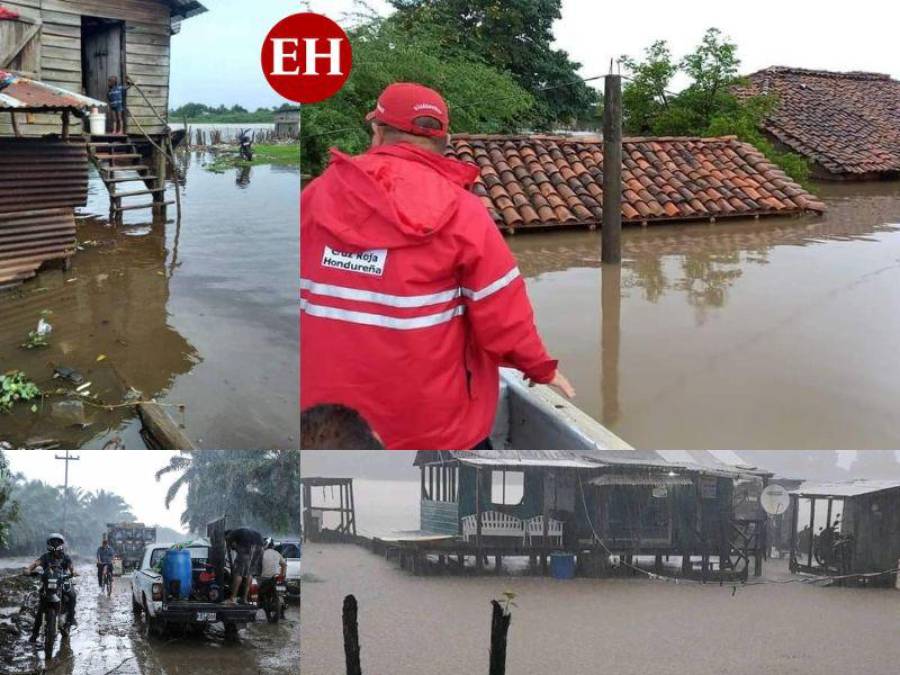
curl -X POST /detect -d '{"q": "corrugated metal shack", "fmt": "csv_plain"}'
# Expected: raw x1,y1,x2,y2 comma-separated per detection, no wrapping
0,72,99,286
789,479,900,585
409,450,773,579
274,108,299,139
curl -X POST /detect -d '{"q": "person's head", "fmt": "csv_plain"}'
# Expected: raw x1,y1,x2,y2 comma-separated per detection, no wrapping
264,537,275,550
301,404,384,449
366,82,450,155
108,75,118,87
47,533,66,557
101,536,107,546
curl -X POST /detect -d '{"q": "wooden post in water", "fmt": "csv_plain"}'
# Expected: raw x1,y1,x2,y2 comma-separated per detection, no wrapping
476,467,484,571
343,594,362,675
489,600,511,675
602,75,623,264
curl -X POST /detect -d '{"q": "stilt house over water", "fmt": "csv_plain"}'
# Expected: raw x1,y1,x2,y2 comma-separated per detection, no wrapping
411,450,773,580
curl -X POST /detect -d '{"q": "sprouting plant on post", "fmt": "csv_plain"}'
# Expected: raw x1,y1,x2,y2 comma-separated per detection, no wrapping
0,371,41,414
497,590,517,615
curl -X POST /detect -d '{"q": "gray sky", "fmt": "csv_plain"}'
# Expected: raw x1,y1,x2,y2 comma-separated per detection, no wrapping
168,0,295,109
305,0,900,97
6,451,186,532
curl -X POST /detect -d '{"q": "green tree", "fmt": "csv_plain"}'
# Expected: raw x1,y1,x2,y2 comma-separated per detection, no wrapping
0,451,19,548
618,28,810,183
155,450,301,535
389,0,598,127
302,17,535,175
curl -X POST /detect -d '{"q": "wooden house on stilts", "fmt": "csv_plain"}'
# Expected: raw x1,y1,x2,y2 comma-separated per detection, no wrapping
398,450,773,581
0,0,205,228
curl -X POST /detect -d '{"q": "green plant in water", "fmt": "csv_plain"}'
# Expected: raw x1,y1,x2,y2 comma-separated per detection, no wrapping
0,371,41,414
21,329,49,350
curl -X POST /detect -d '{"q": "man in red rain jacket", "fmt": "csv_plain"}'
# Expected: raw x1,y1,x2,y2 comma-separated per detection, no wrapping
301,82,574,449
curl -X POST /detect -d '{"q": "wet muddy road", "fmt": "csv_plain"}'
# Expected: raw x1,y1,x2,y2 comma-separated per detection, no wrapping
302,543,900,675
0,153,298,449
509,181,900,448
1,562,299,674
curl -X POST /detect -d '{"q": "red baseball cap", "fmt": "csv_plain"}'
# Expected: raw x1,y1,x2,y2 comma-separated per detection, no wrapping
366,82,449,138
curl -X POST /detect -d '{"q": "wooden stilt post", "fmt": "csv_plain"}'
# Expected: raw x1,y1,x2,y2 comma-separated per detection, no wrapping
489,600,511,675
601,263,621,426
602,74,623,264
476,467,483,572
342,595,362,675
807,497,816,569
61,111,70,141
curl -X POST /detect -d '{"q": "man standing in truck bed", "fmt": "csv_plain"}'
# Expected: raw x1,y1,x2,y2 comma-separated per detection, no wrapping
301,82,574,449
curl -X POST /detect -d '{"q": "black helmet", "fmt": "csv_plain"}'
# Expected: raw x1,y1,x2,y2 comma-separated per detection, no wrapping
47,533,66,554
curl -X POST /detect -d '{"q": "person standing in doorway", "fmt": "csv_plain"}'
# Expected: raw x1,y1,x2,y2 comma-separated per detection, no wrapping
107,75,127,135
301,82,575,449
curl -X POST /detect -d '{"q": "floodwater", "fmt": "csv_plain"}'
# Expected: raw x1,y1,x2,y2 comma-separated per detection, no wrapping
170,123,275,142
0,562,300,674
509,181,900,448
0,151,298,448
301,543,900,675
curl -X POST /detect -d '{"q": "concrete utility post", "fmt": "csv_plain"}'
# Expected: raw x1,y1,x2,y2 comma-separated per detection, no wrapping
54,450,80,537
602,74,623,264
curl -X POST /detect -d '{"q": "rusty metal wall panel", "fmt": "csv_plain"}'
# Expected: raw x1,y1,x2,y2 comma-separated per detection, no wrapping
0,138,87,285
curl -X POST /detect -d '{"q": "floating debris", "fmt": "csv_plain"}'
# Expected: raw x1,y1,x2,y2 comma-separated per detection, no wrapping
53,366,85,385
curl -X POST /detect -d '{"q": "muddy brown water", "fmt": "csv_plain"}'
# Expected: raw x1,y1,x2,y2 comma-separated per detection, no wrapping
509,181,900,448
0,561,300,674
0,152,298,449
302,542,900,675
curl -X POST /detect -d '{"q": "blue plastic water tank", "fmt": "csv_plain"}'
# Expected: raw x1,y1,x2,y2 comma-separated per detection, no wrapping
550,552,576,579
161,549,192,599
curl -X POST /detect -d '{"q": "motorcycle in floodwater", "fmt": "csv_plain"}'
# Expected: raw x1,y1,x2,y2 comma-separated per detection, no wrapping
257,575,286,624
35,568,74,660
237,128,254,162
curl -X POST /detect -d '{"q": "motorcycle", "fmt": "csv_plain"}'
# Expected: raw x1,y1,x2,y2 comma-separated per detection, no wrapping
192,562,222,603
257,575,286,624
35,568,74,660
237,128,254,162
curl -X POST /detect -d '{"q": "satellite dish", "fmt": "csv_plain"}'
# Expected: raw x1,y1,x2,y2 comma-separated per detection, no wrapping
760,484,790,515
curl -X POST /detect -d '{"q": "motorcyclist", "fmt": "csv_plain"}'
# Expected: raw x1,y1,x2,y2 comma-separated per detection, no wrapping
260,538,287,584
96,536,116,588
25,533,78,642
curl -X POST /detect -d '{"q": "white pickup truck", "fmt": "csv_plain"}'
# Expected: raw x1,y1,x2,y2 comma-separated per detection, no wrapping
131,540,257,641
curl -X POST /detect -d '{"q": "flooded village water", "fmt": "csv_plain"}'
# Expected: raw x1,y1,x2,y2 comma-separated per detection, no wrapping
512,181,900,449
0,151,298,448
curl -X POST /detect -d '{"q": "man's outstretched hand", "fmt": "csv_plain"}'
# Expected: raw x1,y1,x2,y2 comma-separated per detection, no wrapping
529,370,576,399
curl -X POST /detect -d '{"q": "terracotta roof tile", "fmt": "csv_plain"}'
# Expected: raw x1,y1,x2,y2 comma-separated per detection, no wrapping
447,134,825,231
737,67,900,176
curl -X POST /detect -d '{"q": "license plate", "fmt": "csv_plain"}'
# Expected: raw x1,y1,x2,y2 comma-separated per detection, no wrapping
276,585,286,593
195,611,217,622
46,580,57,589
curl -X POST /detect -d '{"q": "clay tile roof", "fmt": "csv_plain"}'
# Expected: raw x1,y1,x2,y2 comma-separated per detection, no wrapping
737,67,900,176
445,134,825,230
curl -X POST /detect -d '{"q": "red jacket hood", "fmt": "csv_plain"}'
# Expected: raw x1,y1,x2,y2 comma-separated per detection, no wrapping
309,142,480,250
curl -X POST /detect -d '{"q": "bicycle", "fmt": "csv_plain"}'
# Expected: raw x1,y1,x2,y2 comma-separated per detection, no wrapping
99,563,113,598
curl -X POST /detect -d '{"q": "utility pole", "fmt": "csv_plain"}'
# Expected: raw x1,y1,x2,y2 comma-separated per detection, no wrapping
54,450,80,536
602,73,623,263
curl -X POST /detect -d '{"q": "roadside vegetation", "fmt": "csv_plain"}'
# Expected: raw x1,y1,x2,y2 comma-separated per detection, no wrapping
618,29,811,184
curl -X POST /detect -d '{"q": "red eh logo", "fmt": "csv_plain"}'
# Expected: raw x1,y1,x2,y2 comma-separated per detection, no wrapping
261,13,352,104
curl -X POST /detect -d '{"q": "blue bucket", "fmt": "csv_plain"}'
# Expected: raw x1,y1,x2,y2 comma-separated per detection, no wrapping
550,552,576,579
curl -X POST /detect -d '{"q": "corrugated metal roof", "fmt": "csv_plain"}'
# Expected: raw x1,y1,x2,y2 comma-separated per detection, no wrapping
166,0,207,19
0,71,105,111
790,479,900,498
414,450,768,477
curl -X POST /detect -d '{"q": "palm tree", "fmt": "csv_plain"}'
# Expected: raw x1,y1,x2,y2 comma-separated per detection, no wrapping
0,451,19,548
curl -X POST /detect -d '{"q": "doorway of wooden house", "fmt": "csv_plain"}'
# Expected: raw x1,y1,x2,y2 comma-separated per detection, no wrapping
81,17,125,134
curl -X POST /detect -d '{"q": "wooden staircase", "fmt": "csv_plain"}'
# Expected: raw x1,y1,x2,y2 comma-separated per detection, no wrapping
87,135,174,220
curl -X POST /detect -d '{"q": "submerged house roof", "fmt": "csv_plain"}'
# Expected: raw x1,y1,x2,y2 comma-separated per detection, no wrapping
446,134,825,232
0,70,104,112
738,67,900,177
790,479,900,498
415,450,771,478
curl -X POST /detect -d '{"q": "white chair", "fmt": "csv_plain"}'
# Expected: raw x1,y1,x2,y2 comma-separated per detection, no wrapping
461,511,525,543
525,515,564,546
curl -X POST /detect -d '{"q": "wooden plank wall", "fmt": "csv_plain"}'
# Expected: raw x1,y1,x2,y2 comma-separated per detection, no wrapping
0,0,172,137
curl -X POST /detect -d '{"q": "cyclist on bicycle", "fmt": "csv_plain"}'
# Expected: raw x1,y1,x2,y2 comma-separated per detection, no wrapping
96,537,116,589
